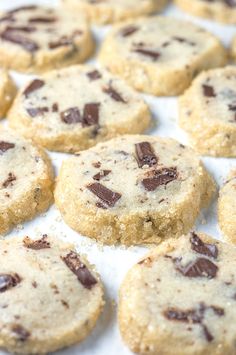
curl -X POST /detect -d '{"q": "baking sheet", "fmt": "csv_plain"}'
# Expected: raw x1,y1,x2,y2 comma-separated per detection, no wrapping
0,1,235,354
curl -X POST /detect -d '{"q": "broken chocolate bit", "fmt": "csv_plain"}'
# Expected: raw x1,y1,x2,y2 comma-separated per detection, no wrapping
83,103,100,126
202,324,214,342
174,257,218,279
23,79,45,98
87,70,102,81
87,182,121,208
61,251,97,289
61,107,82,124
23,235,50,250
49,37,72,49
2,172,16,188
93,170,111,181
5,25,36,33
26,107,49,117
133,48,160,60
135,142,158,168
190,232,218,259
11,324,30,341
103,84,126,103
142,167,178,191
52,103,58,112
28,16,57,23
0,29,39,52
202,84,216,98
0,273,21,292
0,141,15,154
120,25,138,37
164,307,202,324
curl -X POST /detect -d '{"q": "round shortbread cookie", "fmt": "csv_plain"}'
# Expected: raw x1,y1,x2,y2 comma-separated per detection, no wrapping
0,234,104,354
174,0,236,24
62,0,168,25
231,36,236,62
119,232,236,355
218,170,236,244
98,16,227,96
0,128,54,235
0,5,94,73
54,135,215,246
179,66,236,157
8,65,151,153
0,70,16,119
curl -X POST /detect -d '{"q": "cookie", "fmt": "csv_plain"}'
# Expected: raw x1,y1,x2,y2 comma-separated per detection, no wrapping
0,128,54,235
62,0,168,25
119,232,236,355
0,234,104,354
8,65,151,153
0,5,94,73
218,170,236,244
231,36,236,62
174,0,236,24
179,66,236,157
54,135,215,246
98,16,227,96
0,69,17,119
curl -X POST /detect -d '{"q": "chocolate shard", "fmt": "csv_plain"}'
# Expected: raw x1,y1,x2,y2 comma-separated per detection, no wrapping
83,103,100,126
52,103,58,112
133,48,160,60
174,257,218,279
2,172,16,188
48,37,72,49
202,84,216,98
202,324,214,342
11,324,31,341
5,25,36,33
28,16,57,23
142,167,178,191
93,170,111,181
23,235,50,250
61,107,82,124
103,84,126,103
0,273,21,292
26,107,49,117
164,307,202,324
0,141,15,154
61,251,97,289
23,79,45,97
0,29,39,52
190,232,218,259
120,25,139,37
87,182,121,208
87,70,102,81
135,142,158,168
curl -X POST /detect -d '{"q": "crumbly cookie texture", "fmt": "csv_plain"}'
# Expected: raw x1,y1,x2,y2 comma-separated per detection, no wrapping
0,70,17,119
119,232,236,355
218,170,236,244
54,135,215,246
174,0,236,24
0,5,94,73
0,235,104,354
98,16,227,96
0,128,54,235
8,65,151,153
231,36,236,62
179,66,236,157
62,0,168,24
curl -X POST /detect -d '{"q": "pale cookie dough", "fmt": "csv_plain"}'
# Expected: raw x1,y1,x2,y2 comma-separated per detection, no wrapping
218,170,236,244
0,5,94,73
98,16,227,96
231,36,236,62
54,135,215,246
179,66,236,157
0,234,104,354
174,0,236,24
8,65,151,153
0,128,54,235
62,0,168,25
0,70,16,119
119,232,236,355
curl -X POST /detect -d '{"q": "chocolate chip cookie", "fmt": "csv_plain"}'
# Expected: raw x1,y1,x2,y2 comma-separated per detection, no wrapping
119,232,236,354
0,69,16,119
54,135,215,245
8,65,151,153
0,234,104,354
179,66,236,157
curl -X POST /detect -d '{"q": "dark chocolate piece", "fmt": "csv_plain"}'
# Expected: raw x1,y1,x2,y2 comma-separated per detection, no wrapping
0,273,21,292
133,48,160,60
103,84,126,103
2,172,16,188
120,25,138,37
0,29,39,52
11,324,30,341
135,142,158,168
28,16,57,23
175,257,218,279
202,84,216,97
23,79,45,97
61,107,82,124
190,233,218,259
87,70,102,81
0,141,15,154
83,103,100,126
87,182,121,208
26,107,49,117
142,167,178,191
93,170,111,181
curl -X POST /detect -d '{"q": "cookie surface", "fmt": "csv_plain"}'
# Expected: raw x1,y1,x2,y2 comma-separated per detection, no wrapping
174,0,236,24
0,70,16,119
218,170,236,244
0,128,54,235
62,0,167,24
98,16,227,96
0,234,104,354
8,65,151,153
119,232,236,355
179,66,236,157
55,135,215,245
0,5,94,73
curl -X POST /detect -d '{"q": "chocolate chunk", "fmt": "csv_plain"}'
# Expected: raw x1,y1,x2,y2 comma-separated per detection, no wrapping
5,25,36,32
202,84,216,97
164,308,202,323
133,48,160,60
26,107,49,117
173,36,195,46
11,324,30,341
87,182,121,208
0,29,39,52
202,324,214,342
87,70,102,81
175,257,218,279
190,233,218,259
0,141,15,154
28,16,57,23
93,170,111,181
211,305,224,316
52,103,58,112
135,142,158,168
225,0,236,7
23,235,50,250
142,167,178,191
120,25,138,37
0,273,21,292
103,84,126,103
23,79,45,97
83,103,100,126
228,104,236,111
61,107,82,124
2,172,16,188
61,251,97,289
48,37,73,49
